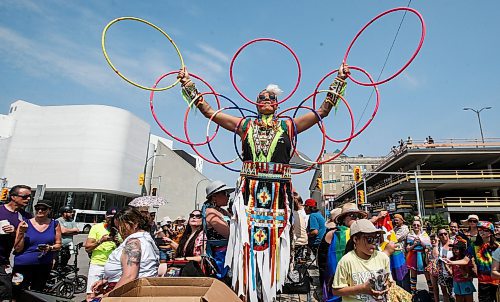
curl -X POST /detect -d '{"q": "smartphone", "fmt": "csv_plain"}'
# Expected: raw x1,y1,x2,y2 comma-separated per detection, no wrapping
37,244,48,250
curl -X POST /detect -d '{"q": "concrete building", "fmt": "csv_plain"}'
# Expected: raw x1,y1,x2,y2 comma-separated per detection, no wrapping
309,151,384,210
0,100,150,211
332,139,500,222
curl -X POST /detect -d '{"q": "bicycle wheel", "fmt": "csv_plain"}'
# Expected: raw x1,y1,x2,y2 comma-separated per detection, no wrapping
56,281,75,299
74,275,88,294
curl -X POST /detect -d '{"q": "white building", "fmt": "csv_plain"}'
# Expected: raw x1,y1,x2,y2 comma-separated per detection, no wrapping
0,100,150,210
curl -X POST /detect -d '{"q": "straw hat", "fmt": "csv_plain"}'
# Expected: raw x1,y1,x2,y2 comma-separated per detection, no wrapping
325,208,342,229
460,214,479,226
206,180,235,199
334,203,368,224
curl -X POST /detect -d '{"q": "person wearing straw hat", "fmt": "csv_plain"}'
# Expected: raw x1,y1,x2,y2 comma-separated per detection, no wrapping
178,63,350,302
332,219,391,301
461,214,479,245
201,180,234,280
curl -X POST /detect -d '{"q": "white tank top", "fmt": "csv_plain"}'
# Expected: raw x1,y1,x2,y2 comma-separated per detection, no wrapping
104,231,159,282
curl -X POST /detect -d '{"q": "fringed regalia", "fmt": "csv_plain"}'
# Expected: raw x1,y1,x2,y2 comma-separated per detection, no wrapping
226,117,294,302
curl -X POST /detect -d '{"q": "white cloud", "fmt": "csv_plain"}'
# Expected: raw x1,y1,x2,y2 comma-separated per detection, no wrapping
197,43,230,63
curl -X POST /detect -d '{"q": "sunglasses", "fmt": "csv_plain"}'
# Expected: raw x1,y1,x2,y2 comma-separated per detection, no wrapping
190,213,202,219
35,207,49,212
363,235,381,244
469,220,478,223
438,233,448,236
347,213,362,220
258,94,277,102
15,194,31,200
412,224,421,227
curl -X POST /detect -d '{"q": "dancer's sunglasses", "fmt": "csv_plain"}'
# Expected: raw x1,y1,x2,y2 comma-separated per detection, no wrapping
258,94,277,101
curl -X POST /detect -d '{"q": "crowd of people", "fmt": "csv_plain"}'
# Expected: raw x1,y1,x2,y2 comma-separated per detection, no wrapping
2,185,500,302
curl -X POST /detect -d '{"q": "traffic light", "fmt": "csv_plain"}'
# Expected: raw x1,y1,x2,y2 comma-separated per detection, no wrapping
357,190,365,204
138,173,145,186
316,177,323,190
0,188,8,201
152,188,157,196
353,166,362,182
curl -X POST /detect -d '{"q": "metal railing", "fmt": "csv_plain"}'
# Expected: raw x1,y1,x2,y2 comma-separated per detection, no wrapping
425,197,500,209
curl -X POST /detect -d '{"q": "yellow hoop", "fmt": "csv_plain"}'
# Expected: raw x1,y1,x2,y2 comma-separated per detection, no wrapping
101,17,184,91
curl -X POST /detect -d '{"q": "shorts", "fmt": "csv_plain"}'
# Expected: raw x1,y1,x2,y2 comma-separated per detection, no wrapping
87,263,105,294
0,264,13,301
453,280,476,296
159,249,170,261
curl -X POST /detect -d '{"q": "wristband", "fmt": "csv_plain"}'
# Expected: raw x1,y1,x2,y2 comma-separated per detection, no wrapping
182,83,199,103
327,77,347,107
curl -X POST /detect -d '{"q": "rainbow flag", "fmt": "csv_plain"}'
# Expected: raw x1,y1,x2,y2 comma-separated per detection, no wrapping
377,216,407,281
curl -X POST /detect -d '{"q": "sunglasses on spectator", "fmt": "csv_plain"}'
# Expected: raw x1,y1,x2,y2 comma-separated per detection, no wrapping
348,213,363,220
412,224,421,227
438,232,448,236
258,94,277,101
15,194,31,200
190,213,202,219
468,220,478,223
35,207,48,212
363,235,380,244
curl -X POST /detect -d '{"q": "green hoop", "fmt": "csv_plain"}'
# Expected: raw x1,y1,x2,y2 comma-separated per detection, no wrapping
101,17,184,91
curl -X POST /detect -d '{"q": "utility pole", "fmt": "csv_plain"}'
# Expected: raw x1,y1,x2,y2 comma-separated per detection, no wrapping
463,106,492,143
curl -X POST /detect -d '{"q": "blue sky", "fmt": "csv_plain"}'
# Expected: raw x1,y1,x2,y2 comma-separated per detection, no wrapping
1,1,499,198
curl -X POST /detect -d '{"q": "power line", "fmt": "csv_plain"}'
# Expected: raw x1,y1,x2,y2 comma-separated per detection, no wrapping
355,0,413,128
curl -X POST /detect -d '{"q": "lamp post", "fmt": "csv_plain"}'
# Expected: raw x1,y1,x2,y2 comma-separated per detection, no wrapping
142,154,167,195
463,106,492,143
194,178,211,210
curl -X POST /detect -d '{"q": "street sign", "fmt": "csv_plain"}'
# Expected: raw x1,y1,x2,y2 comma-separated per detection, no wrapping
323,179,340,184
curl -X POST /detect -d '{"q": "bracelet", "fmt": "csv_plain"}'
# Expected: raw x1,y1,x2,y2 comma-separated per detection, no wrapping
182,83,199,102
324,98,336,107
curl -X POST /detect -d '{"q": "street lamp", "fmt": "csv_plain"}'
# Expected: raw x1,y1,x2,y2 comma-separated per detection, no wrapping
194,178,211,210
142,154,167,195
463,106,492,143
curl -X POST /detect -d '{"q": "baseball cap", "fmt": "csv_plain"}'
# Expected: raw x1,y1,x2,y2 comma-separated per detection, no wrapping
35,200,53,209
478,221,495,233
304,198,317,207
350,219,385,236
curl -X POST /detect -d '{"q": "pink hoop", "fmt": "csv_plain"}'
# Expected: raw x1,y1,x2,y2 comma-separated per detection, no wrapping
344,7,426,86
150,71,221,146
229,38,301,105
313,66,379,142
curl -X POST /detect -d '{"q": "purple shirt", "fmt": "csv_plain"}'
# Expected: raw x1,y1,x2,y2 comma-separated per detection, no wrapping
0,204,32,265
14,219,58,265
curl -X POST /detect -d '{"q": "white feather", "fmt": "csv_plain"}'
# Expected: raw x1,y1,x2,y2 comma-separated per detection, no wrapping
265,84,283,96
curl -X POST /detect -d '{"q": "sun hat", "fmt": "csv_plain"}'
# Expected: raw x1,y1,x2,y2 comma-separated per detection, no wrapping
206,180,235,199
350,219,385,236
460,214,479,225
304,198,317,207
160,216,172,227
334,202,368,224
175,216,186,222
325,208,342,229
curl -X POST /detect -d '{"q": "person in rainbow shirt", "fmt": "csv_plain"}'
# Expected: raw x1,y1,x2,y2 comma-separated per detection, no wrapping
445,221,499,302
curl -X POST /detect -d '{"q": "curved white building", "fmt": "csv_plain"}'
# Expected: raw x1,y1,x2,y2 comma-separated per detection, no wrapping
0,100,150,210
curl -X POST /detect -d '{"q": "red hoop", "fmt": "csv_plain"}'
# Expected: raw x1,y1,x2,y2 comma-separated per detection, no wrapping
150,71,221,146
313,66,380,143
229,38,301,105
343,7,426,86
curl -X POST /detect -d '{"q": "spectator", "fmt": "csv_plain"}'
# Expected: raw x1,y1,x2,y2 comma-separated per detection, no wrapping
91,207,159,296
202,180,233,279
149,211,158,237
156,216,174,276
494,221,500,242
406,216,432,295
392,214,410,291
84,207,119,302
425,221,432,234
172,216,186,242
292,192,308,262
317,207,341,297
332,219,390,301
462,214,479,244
435,228,453,302
56,205,79,267
446,221,499,302
449,221,460,243
12,200,61,292
426,233,440,301
0,185,32,301
304,198,326,255
450,239,475,302
491,245,500,280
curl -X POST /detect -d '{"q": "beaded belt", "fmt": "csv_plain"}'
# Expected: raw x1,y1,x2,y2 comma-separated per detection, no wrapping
240,161,291,180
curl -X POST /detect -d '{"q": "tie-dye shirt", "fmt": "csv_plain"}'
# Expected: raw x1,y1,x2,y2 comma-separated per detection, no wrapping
467,241,500,284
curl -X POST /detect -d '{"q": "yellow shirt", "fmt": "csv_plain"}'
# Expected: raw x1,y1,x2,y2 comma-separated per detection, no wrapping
332,250,391,302
88,222,117,265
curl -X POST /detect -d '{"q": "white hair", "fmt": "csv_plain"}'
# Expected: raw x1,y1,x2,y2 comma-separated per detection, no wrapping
264,84,283,96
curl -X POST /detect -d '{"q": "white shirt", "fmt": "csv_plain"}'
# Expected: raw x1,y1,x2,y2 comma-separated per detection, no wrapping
104,231,159,282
